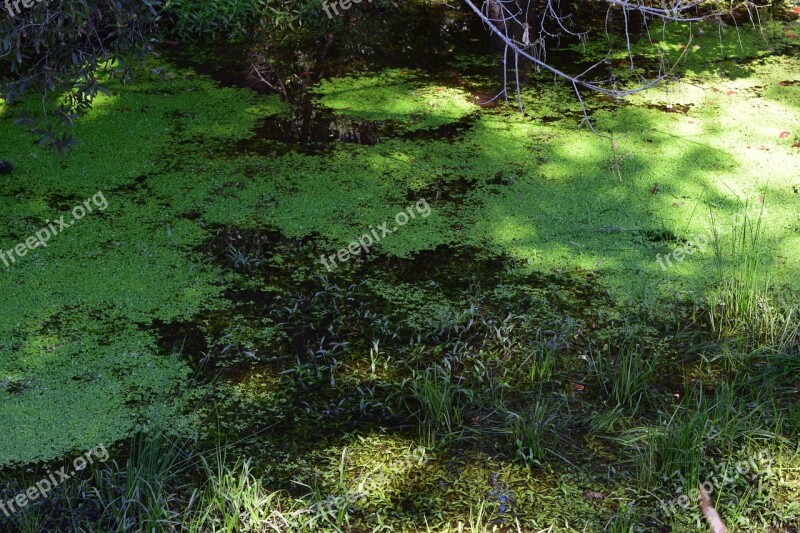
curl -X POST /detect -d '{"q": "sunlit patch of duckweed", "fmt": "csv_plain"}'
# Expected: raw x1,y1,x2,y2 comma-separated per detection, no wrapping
313,68,479,131
0,323,198,466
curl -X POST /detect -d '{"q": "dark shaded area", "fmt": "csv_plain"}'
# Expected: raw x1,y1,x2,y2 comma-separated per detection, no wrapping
234,107,480,156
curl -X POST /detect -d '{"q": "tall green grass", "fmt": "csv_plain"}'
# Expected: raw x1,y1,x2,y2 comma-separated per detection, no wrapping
617,384,775,487
589,340,653,416
708,202,776,346
189,454,294,532
0,415,303,532
410,365,464,446
505,400,559,464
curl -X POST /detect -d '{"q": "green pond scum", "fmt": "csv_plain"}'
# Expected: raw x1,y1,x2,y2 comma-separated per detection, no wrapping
1,5,800,532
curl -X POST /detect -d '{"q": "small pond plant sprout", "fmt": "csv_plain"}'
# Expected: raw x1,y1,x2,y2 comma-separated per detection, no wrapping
609,140,631,180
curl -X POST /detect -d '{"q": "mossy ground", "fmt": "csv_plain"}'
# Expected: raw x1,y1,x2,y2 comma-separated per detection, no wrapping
1,7,800,531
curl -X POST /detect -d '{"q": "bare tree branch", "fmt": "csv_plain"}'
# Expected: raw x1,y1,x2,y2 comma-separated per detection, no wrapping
465,0,762,103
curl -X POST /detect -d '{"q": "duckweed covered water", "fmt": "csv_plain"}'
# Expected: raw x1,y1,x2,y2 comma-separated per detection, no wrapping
2,4,800,530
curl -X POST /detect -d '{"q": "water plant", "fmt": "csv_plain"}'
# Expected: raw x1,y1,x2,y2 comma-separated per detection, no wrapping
589,340,654,416
708,201,774,346
410,365,464,446
505,399,559,465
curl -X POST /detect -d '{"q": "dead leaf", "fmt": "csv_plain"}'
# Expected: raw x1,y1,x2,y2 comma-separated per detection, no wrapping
757,144,769,151
672,202,685,207
726,90,737,96
571,383,585,392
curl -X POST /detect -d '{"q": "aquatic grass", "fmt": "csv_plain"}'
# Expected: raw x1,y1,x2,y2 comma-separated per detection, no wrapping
313,447,356,532
423,499,525,533
522,337,557,382
625,411,709,487
605,503,638,533
708,201,775,346
740,304,800,391
746,344,800,393
589,340,654,416
1,412,188,532
96,416,192,531
618,390,716,486
586,404,630,434
2,421,302,532
619,384,775,487
505,400,559,465
610,344,654,415
410,365,464,446
781,399,800,439
188,454,293,533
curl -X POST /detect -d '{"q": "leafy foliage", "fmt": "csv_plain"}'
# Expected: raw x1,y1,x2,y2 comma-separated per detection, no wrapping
0,0,162,149
163,0,318,40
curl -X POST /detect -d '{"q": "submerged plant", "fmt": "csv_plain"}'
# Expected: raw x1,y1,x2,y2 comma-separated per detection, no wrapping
225,243,264,271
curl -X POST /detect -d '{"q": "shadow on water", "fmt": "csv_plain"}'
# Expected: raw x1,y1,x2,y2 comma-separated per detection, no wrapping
161,2,685,154
233,107,480,156
153,225,613,377
163,3,502,155
151,237,620,472
162,3,493,90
